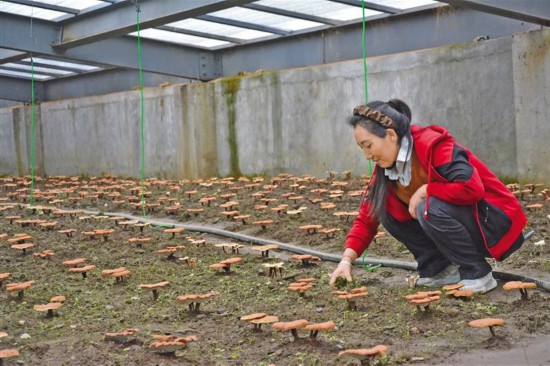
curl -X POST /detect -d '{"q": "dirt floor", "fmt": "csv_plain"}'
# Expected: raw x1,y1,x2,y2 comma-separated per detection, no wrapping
0,174,549,365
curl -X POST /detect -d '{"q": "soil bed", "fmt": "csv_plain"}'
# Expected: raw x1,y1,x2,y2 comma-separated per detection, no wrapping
0,174,549,365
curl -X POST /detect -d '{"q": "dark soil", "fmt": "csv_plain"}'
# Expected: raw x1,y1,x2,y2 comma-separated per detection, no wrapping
0,174,548,366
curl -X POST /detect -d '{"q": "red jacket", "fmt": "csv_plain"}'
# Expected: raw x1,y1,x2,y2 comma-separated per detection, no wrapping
346,125,526,261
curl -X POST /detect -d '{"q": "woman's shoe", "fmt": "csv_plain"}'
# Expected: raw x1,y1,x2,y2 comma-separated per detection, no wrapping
416,264,460,287
459,272,497,293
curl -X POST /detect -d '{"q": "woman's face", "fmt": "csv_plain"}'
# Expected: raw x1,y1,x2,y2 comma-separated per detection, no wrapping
353,124,399,169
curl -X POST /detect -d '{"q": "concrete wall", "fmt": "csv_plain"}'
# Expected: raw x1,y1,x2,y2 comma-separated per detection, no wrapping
512,30,550,182
1,29,548,183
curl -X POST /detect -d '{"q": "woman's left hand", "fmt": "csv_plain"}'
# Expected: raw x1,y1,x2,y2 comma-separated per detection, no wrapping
409,184,428,219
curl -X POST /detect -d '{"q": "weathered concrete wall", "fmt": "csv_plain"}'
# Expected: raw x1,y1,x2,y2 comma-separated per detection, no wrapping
512,30,550,183
1,29,548,183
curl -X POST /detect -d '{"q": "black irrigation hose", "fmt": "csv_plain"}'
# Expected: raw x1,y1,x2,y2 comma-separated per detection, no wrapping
83,209,550,293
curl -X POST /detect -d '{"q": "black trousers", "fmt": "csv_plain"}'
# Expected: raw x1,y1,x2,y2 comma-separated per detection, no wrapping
381,196,492,280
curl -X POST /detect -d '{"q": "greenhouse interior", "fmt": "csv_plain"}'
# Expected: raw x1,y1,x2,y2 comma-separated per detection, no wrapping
0,0,549,365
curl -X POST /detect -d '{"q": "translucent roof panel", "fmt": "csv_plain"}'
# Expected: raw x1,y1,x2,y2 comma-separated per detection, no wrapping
2,62,74,75
166,19,274,41
209,7,325,32
33,0,106,11
254,0,380,22
0,69,51,80
21,57,101,71
374,0,440,10
129,28,231,49
0,2,67,20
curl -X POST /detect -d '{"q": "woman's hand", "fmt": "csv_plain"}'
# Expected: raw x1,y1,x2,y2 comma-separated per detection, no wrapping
409,184,428,219
329,261,353,286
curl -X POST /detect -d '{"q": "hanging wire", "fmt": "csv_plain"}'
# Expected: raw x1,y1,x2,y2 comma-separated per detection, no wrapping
360,0,380,272
133,2,171,229
29,1,36,207
134,1,147,217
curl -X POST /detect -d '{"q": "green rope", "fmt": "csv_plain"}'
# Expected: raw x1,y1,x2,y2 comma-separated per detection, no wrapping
360,0,379,273
361,0,374,178
361,0,369,105
135,4,147,217
134,4,170,229
29,56,36,207
362,249,382,272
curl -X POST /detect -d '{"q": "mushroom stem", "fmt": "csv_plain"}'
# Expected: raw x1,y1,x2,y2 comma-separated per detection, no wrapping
310,330,319,339
17,291,24,300
152,289,159,300
489,326,497,337
520,289,528,300
82,272,87,279
290,329,299,341
195,302,200,312
47,309,54,318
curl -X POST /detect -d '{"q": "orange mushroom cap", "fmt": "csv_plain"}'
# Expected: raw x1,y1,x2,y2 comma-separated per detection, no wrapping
34,302,63,312
101,267,127,276
139,281,170,289
304,321,336,332
68,265,96,273
502,281,537,291
469,318,505,328
453,289,475,298
240,313,267,321
0,349,20,359
339,345,389,358
249,315,279,325
272,319,309,331
62,258,86,267
219,257,242,265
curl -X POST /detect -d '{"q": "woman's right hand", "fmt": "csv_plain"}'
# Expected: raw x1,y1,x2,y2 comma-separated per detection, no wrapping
329,262,353,286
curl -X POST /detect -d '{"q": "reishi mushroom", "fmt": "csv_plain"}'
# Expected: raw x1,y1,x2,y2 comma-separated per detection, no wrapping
251,244,279,258
272,319,309,341
0,349,20,365
104,328,139,344
139,281,170,300
339,345,389,362
33,302,63,318
68,264,97,279
502,281,537,300
6,280,35,300
469,318,505,337
304,321,336,339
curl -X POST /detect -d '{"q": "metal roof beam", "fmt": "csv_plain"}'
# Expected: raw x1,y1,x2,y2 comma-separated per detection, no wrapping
0,13,220,79
0,64,67,78
440,0,550,26
241,3,344,26
55,0,256,49
218,7,538,77
5,0,80,15
197,14,290,36
328,0,403,14
0,49,30,64
42,68,190,101
156,25,245,45
16,59,100,73
0,76,43,102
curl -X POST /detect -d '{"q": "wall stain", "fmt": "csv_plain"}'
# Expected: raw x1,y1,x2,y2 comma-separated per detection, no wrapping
221,76,242,177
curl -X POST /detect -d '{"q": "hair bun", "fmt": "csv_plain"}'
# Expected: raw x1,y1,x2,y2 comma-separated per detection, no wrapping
387,99,412,121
